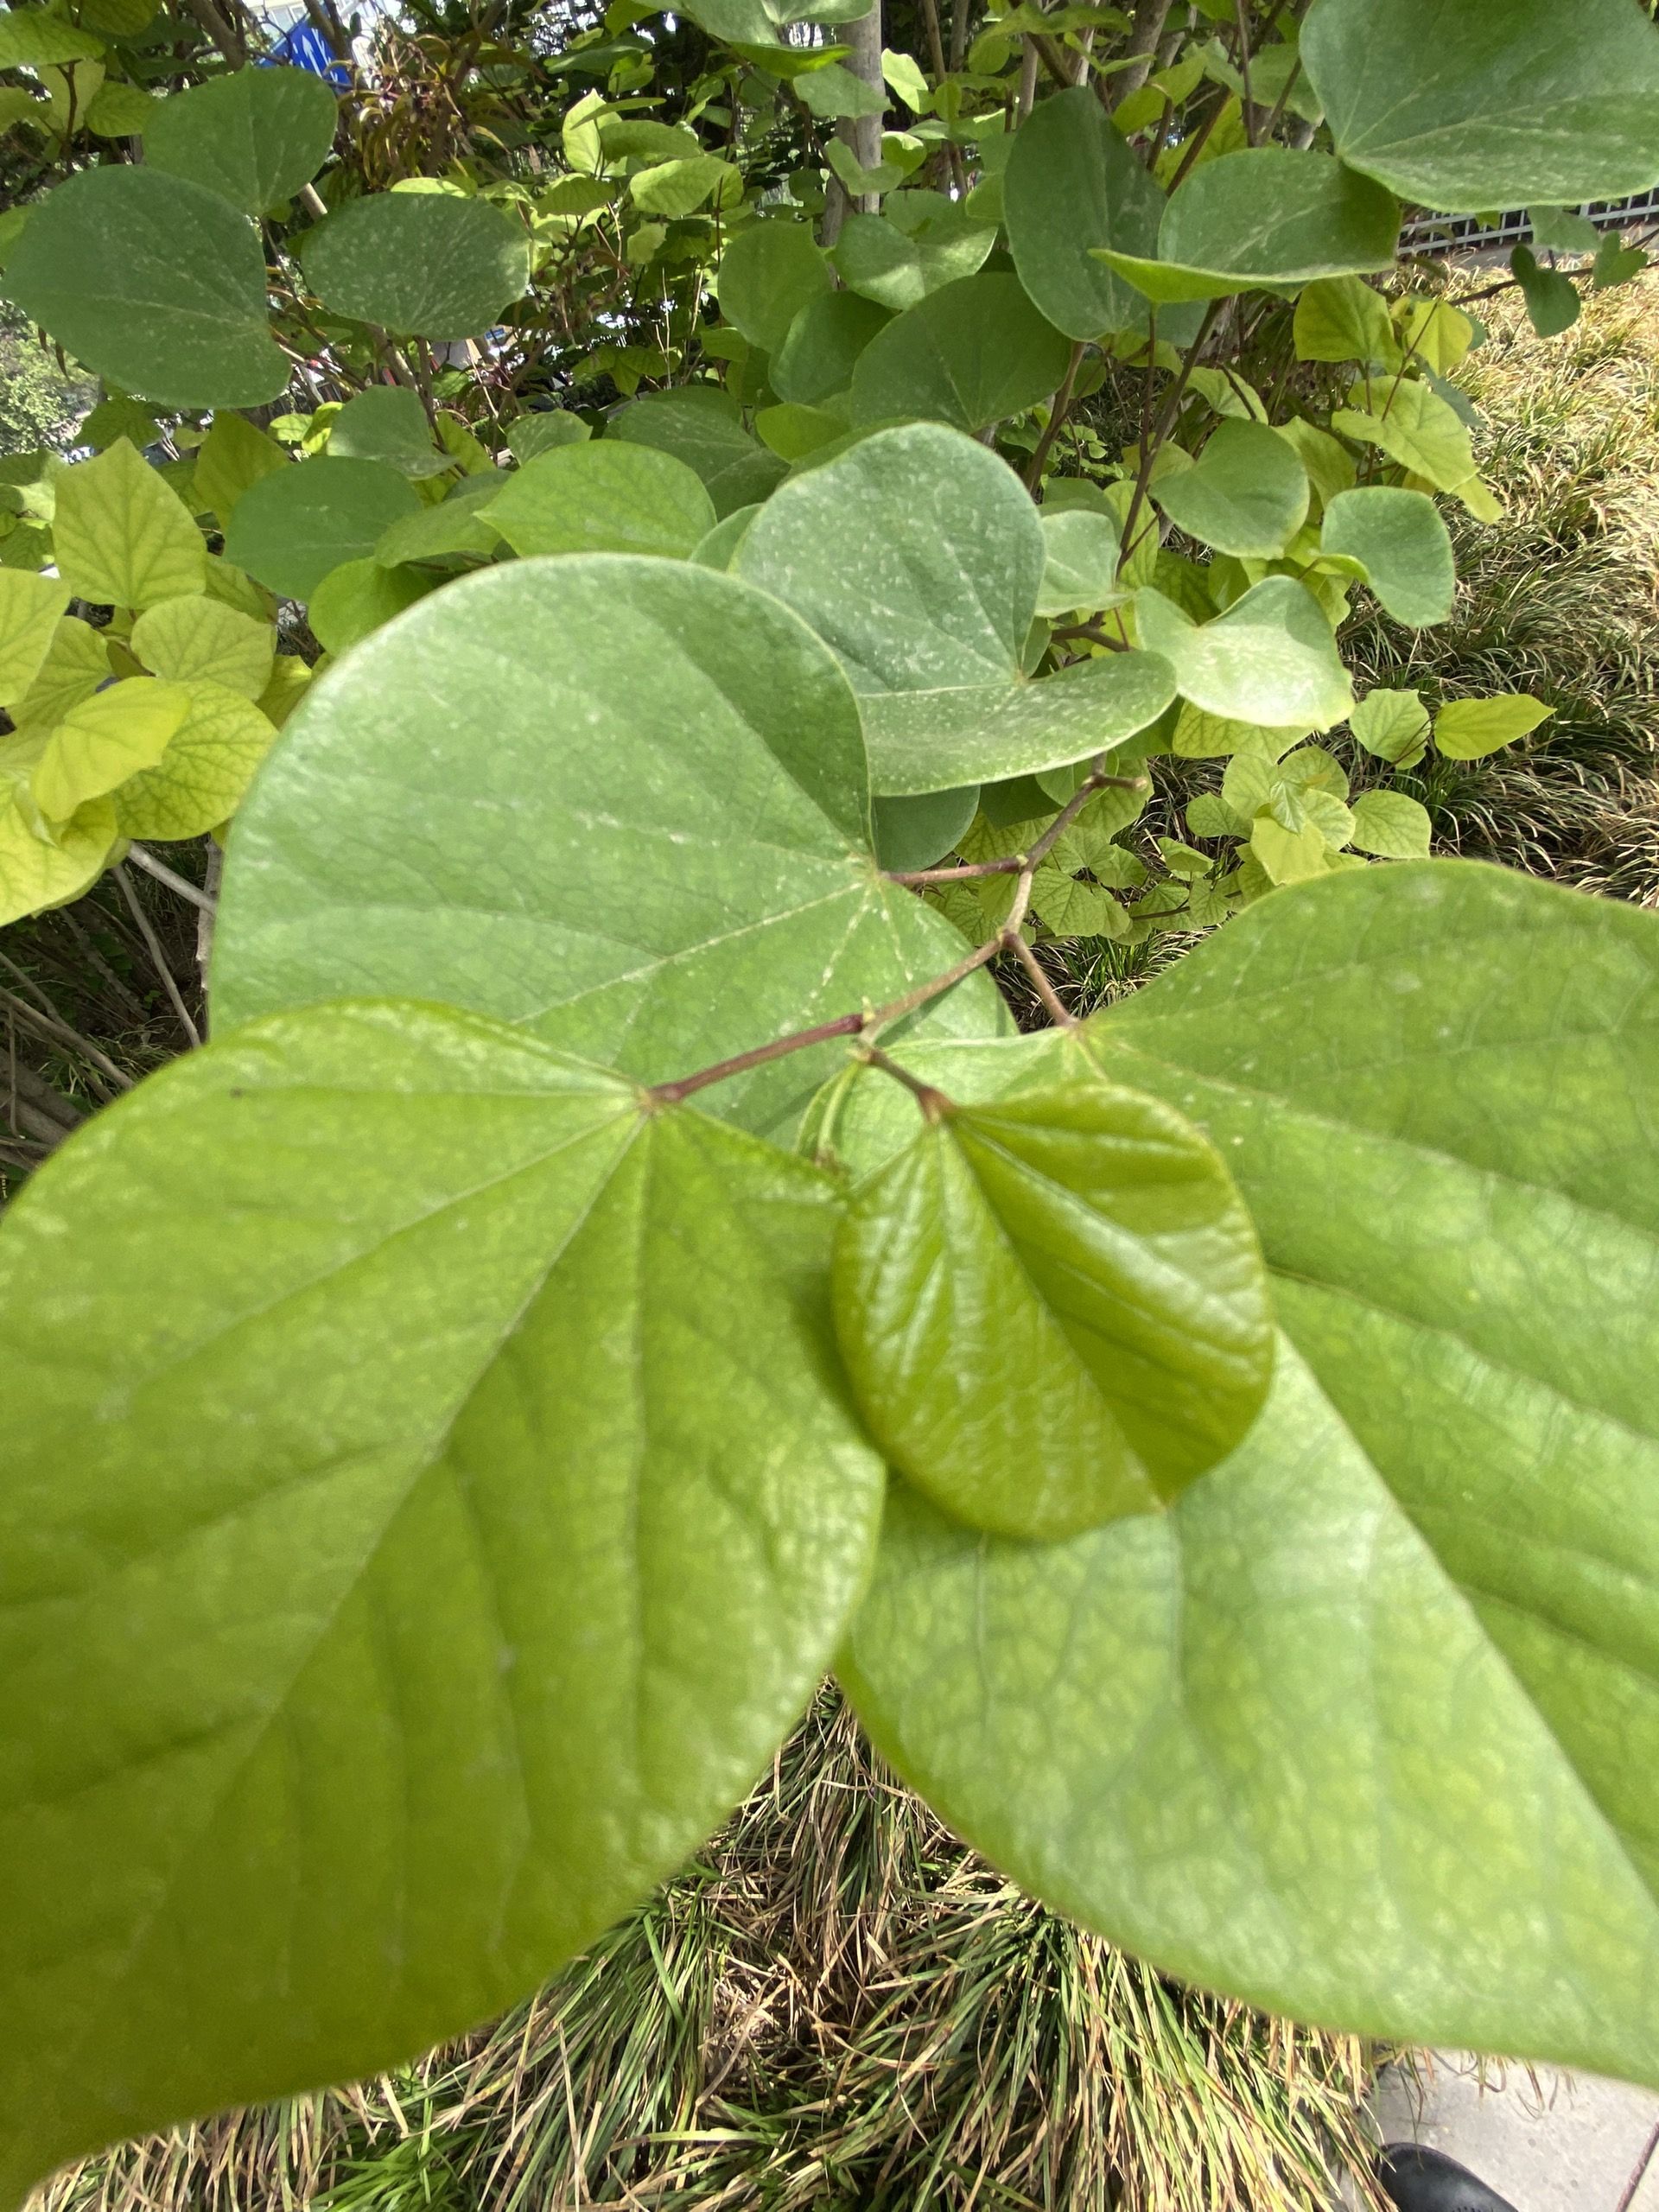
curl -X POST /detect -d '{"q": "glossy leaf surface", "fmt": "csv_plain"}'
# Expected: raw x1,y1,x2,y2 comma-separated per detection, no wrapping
838,860,1659,2087
0,1001,885,2202
833,1071,1273,1541
213,556,1006,1138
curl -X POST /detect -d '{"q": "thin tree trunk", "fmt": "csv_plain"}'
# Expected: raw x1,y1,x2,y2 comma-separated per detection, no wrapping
837,1,886,213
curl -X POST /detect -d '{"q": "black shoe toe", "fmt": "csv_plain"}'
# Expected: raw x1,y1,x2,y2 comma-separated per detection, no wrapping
1377,2143,1520,2212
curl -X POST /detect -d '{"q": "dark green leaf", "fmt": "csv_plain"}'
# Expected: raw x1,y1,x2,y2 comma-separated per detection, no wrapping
1005,87,1178,340
830,196,998,314
715,219,832,354
1,168,286,410
143,63,337,216
1510,245,1582,339
849,274,1071,435
223,458,421,601
301,193,531,340
1151,420,1309,558
872,785,980,871
612,391,786,518
771,290,892,404
328,386,452,479
487,442,715,558
1320,486,1455,627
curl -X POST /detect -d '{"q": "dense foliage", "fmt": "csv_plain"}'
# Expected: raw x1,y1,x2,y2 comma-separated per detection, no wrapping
3,0,1659,2196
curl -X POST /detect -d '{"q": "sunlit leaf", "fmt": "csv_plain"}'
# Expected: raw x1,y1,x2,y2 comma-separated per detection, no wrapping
51,440,207,612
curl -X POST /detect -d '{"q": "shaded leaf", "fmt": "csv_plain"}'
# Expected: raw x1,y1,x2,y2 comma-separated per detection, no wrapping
143,63,337,216
224,459,420,601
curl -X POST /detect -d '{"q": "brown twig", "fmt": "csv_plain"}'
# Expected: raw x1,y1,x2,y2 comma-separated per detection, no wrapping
113,863,201,1049
1026,340,1088,488
1006,931,1079,1027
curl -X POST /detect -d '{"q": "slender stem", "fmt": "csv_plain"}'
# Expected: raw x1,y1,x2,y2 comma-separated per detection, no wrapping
1026,340,1087,489
125,842,217,913
1007,931,1079,1027
1233,0,1255,143
883,769,1149,886
650,936,1001,1106
0,986,130,1096
113,864,201,1049
857,1044,955,1120
1116,297,1224,579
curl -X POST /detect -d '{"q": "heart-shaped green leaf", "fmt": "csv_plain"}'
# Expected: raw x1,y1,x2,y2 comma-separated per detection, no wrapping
111,676,276,838
1151,420,1309,559
1135,576,1353,729
833,1069,1273,1541
1303,0,1659,213
849,272,1071,435
0,1000,886,2205
51,438,208,612
1,168,287,410
1093,149,1400,303
834,859,1659,2088
715,219,832,353
611,391,786,518
1320,486,1455,627
224,458,421,601
301,192,531,340
327,386,452,479
213,555,1007,1139
771,290,892,404
734,423,1174,792
486,441,716,558
0,570,68,709
830,196,998,314
143,63,338,216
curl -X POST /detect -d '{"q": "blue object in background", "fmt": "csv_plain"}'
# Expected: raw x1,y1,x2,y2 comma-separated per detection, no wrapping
259,22,351,86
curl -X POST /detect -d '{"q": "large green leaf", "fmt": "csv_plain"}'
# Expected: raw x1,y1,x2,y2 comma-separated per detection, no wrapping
487,442,716,559
0,167,286,409
611,391,786,519
1302,0,1659,213
301,193,531,340
830,197,998,315
771,290,892,404
51,439,207,612
1321,485,1454,627
833,1070,1273,1542
1135,577,1352,728
0,7,104,63
327,387,450,479
1093,149,1399,304
1004,86,1176,340
715,219,832,354
143,63,337,216
0,1001,886,2203
836,860,1659,2085
734,423,1173,793
849,273,1071,435
213,556,1006,1139
1150,420,1308,558
224,459,420,601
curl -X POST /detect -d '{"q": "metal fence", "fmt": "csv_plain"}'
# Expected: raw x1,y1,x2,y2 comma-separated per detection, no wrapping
1400,191,1659,257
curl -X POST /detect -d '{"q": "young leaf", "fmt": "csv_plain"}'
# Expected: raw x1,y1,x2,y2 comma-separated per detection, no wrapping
1331,380,1480,498
1291,274,1396,365
835,860,1659,2089
1150,420,1309,559
6,615,110,739
1003,86,1173,341
1303,0,1659,212
0,1001,886,2203
212,556,1007,1140
130,594,274,700
1249,812,1326,885
52,438,207,612
830,198,998,314
29,680,187,820
106,677,271,838
192,410,288,527
734,424,1174,792
1135,578,1353,730
715,219,833,353
0,570,67,709
301,193,532,340
224,458,421,601
1434,694,1554,759
833,1072,1273,1541
1035,510,1124,617
488,442,716,559
1350,686,1431,768
143,63,338,215
1320,486,1455,627
0,168,286,409
849,273,1071,435
0,786,116,925
1529,205,1600,255
1347,788,1431,860
1092,149,1400,304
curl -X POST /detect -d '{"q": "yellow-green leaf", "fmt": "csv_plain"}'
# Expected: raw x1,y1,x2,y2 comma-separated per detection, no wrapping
1249,813,1327,884
85,78,154,136
130,594,274,700
193,411,287,528
1434,693,1554,760
31,679,188,821
7,615,111,737
50,439,207,611
113,677,276,838
1332,380,1478,495
255,652,312,728
0,786,116,926
0,571,68,709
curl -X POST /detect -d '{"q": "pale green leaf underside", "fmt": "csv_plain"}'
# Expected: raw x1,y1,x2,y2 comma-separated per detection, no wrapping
213,556,1007,1141
834,861,1659,2085
863,652,1176,796
0,1001,887,2202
